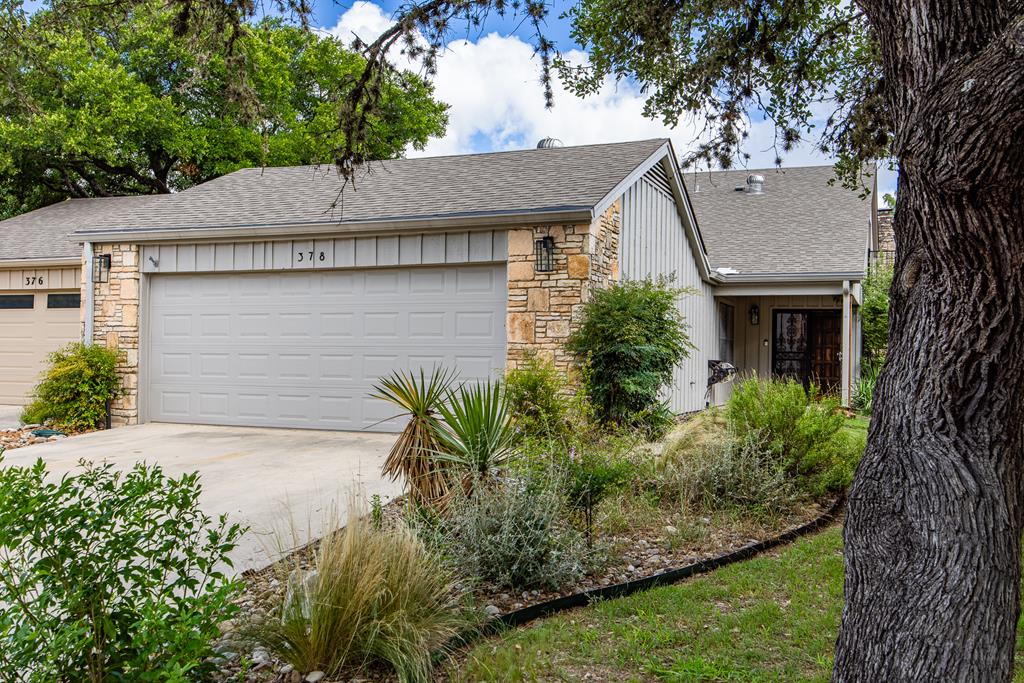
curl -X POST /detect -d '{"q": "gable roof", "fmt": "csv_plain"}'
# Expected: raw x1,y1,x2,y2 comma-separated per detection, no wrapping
68,139,670,240
683,166,870,277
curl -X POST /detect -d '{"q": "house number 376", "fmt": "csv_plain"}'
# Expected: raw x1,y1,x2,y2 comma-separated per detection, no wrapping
296,251,326,262
25,276,43,285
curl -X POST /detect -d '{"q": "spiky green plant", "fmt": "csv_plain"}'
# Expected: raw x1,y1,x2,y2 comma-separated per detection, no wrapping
371,367,457,509
433,380,520,484
254,507,473,682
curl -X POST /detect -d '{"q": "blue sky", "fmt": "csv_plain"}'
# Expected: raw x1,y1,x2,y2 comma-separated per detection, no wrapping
314,1,896,196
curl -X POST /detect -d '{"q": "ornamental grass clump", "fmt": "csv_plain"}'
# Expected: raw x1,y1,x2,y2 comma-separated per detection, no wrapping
255,508,473,683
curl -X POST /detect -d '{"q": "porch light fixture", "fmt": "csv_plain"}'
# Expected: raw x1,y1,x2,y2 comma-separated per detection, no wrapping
93,253,111,283
749,303,760,326
534,236,556,273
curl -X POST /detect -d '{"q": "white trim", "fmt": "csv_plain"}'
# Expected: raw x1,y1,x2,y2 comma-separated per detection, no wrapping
592,142,673,219
83,242,94,346
714,283,847,297
0,257,81,268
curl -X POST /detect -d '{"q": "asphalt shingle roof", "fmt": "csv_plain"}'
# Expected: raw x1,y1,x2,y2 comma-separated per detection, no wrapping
684,166,870,275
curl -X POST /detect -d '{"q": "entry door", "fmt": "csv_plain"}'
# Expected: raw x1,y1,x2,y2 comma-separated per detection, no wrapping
146,265,507,432
772,310,841,394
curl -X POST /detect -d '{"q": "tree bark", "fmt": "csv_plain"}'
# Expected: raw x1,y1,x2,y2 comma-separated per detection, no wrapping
835,2,1024,680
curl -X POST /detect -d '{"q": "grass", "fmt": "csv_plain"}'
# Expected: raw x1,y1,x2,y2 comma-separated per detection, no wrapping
450,521,1024,682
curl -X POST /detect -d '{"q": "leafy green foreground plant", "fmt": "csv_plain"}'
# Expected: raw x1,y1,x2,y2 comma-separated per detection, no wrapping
852,359,882,415
0,457,244,682
566,278,694,437
504,354,588,439
561,444,635,548
372,367,457,509
434,379,520,483
255,508,473,683
21,342,122,431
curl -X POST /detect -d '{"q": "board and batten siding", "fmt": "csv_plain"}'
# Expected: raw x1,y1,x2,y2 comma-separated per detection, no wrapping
140,231,508,274
0,266,81,291
620,170,720,413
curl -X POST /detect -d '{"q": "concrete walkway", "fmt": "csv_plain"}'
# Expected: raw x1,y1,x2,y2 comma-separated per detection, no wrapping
0,405,22,429
1,423,401,571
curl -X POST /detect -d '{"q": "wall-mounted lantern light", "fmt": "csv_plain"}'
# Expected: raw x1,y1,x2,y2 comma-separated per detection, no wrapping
534,236,555,273
93,253,111,283
749,303,760,326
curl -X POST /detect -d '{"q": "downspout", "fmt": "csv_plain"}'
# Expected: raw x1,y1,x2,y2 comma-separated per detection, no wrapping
841,280,852,407
83,242,94,346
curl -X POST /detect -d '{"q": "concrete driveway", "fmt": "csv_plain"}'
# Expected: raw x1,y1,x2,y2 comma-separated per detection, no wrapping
0,405,22,429
1,423,401,572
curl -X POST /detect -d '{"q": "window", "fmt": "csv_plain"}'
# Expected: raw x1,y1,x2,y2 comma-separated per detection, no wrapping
719,302,735,363
47,293,81,309
0,294,34,309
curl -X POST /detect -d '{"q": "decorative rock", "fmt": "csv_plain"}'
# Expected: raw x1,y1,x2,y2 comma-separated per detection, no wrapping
305,671,325,683
251,648,271,665
484,604,501,617
664,525,678,534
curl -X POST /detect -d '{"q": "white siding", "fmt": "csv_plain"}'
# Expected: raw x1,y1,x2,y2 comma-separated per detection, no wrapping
141,230,507,274
621,173,720,412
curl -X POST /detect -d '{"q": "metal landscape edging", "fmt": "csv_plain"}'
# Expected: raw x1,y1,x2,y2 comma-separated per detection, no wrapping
486,495,846,632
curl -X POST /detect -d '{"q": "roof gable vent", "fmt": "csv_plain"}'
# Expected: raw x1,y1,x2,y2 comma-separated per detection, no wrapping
536,137,564,149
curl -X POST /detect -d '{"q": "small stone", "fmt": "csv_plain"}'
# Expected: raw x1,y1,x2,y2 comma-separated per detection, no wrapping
289,671,302,683
664,525,678,534
305,672,325,683
279,664,294,674
251,648,270,665
627,565,636,573
484,604,501,617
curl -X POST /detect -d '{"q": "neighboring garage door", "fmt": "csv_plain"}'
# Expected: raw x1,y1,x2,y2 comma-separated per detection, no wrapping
0,291,82,405
146,265,507,431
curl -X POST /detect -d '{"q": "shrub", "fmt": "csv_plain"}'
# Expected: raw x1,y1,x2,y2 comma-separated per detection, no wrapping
0,458,244,681
725,376,847,488
862,260,893,358
566,278,695,437
372,367,457,509
504,354,577,439
443,474,585,591
668,431,799,518
560,445,635,547
256,508,472,683
434,379,520,482
21,342,122,431
852,359,882,415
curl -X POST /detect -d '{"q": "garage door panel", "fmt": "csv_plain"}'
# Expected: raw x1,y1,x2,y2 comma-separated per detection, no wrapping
147,266,507,431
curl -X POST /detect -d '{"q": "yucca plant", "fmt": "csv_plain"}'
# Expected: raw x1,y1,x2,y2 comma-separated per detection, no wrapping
254,508,474,682
371,367,457,509
434,380,520,485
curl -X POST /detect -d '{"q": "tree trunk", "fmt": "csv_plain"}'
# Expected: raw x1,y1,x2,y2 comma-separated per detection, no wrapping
835,3,1024,679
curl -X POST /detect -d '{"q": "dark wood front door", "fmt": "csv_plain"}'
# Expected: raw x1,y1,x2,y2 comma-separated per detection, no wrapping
772,310,842,394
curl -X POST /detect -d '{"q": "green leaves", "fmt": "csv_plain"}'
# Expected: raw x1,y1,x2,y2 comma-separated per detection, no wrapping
433,380,521,480
566,278,695,436
0,457,245,681
0,2,448,218
21,342,122,431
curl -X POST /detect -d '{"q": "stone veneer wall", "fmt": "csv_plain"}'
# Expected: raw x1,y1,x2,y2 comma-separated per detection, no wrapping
506,200,622,373
89,244,141,426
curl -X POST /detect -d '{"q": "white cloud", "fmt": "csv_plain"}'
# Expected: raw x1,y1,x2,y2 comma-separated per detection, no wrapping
322,2,897,195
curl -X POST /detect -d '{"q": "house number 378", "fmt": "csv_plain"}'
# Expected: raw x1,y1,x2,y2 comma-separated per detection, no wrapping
296,251,326,262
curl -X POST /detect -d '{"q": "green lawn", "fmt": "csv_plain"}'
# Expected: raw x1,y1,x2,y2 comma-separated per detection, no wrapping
450,525,1024,682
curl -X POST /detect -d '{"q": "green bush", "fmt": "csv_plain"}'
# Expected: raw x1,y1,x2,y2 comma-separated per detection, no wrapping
725,377,849,492
256,508,472,683
667,431,799,518
566,278,695,437
504,354,579,439
862,260,893,358
560,444,635,547
442,474,585,591
852,359,882,415
0,458,244,681
21,342,122,431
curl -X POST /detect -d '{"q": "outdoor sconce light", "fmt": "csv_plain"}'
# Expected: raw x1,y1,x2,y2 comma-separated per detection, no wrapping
93,253,111,283
534,236,556,273
749,303,760,326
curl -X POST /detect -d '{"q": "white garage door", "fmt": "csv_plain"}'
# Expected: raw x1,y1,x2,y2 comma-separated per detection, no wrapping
0,291,82,405
146,265,507,431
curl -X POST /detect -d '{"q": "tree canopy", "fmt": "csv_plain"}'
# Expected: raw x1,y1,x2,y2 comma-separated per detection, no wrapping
0,1,448,218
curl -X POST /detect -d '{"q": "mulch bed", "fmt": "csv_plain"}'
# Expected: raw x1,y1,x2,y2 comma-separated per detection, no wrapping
214,495,838,683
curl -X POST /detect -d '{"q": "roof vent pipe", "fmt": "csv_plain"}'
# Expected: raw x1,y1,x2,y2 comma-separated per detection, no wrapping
746,173,765,194
536,137,564,149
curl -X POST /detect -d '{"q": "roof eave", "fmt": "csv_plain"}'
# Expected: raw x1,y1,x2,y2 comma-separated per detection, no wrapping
0,256,81,268
71,207,596,244
714,270,866,283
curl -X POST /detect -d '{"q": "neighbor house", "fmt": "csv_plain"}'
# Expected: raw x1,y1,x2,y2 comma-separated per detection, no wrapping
0,139,874,428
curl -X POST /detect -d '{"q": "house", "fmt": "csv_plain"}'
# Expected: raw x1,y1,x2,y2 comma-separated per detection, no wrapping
0,201,90,405
0,139,873,428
